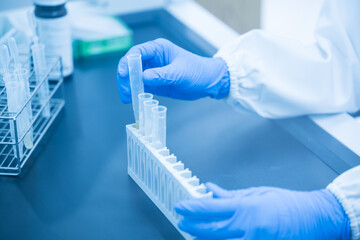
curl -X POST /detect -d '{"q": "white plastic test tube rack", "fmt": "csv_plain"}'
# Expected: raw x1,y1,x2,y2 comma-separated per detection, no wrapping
127,95,212,240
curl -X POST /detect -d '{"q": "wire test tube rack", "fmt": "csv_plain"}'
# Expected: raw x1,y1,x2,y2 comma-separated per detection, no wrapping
0,55,65,176
127,96,212,240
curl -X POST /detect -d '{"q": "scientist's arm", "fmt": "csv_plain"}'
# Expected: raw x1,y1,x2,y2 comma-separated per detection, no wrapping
118,0,360,118
174,165,360,239
215,0,360,118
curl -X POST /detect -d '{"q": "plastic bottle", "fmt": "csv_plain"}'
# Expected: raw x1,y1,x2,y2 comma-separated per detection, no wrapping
33,0,73,77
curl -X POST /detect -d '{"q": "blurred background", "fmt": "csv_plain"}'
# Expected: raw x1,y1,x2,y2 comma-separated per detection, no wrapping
0,0,324,41
194,0,260,33
2,0,261,35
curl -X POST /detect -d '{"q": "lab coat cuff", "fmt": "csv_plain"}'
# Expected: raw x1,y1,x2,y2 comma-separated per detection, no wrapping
213,44,259,113
327,166,360,240
214,49,245,104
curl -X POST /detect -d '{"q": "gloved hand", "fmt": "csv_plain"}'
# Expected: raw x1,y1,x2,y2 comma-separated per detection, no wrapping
175,182,350,240
117,38,230,103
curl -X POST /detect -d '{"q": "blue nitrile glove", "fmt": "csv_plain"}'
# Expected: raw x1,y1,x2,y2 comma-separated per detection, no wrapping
175,182,351,240
117,38,230,103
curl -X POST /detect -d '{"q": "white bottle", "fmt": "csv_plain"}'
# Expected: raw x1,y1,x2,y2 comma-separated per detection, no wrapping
34,0,73,78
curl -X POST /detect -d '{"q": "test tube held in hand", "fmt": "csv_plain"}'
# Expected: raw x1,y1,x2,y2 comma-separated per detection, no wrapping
127,54,144,128
31,43,51,117
152,106,167,149
138,93,153,135
143,99,159,140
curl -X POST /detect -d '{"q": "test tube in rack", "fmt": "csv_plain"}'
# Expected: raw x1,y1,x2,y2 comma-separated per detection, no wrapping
143,99,159,140
31,43,51,118
152,106,167,149
138,93,153,135
14,68,33,149
4,74,24,157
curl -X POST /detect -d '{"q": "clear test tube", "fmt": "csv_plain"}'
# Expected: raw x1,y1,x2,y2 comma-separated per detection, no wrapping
127,54,144,128
4,75,21,116
138,93,153,135
4,74,24,157
31,43,51,117
143,99,159,140
14,68,33,149
151,106,167,149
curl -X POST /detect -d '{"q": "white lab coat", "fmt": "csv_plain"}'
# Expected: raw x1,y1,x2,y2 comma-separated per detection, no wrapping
215,0,360,239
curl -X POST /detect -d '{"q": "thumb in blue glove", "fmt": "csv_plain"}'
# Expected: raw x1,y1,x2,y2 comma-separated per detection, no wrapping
117,38,230,103
174,182,350,240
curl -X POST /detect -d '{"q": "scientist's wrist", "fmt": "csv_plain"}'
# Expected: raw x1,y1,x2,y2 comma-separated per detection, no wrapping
206,57,230,99
319,189,351,240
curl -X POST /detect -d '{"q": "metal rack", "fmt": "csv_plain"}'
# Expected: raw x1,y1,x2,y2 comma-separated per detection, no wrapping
0,56,64,176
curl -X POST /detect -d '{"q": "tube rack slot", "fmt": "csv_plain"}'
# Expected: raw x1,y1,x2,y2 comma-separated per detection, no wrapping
127,124,212,240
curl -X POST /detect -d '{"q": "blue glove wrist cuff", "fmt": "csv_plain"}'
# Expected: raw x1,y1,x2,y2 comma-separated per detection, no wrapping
207,57,230,99
322,189,351,240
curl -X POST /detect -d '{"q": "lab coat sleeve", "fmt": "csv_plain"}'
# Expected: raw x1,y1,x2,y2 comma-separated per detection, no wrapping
327,166,360,240
214,0,360,118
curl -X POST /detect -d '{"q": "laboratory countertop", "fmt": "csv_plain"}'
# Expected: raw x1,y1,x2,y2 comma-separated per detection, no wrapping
0,12,340,240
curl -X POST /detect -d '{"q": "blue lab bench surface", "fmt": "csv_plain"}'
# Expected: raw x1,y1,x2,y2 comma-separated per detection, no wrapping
0,9,358,240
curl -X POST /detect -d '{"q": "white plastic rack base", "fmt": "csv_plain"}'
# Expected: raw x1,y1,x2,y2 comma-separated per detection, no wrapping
126,124,212,240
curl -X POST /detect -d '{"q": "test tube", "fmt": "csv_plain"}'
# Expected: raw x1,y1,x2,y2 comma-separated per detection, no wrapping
127,54,144,127
138,93,153,135
8,39,34,149
4,75,21,117
14,68,33,149
152,106,167,149
4,74,24,157
143,99,159,140
27,9,39,43
31,43,51,117
7,38,21,69
0,45,10,77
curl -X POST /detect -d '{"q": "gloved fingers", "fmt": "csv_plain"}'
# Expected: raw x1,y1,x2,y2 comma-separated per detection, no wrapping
206,182,256,200
174,197,237,219
117,39,169,79
117,39,169,103
179,218,244,239
143,64,176,97
116,70,132,103
206,182,236,198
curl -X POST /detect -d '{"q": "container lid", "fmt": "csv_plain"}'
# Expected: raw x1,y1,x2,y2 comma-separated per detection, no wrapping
33,0,66,6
